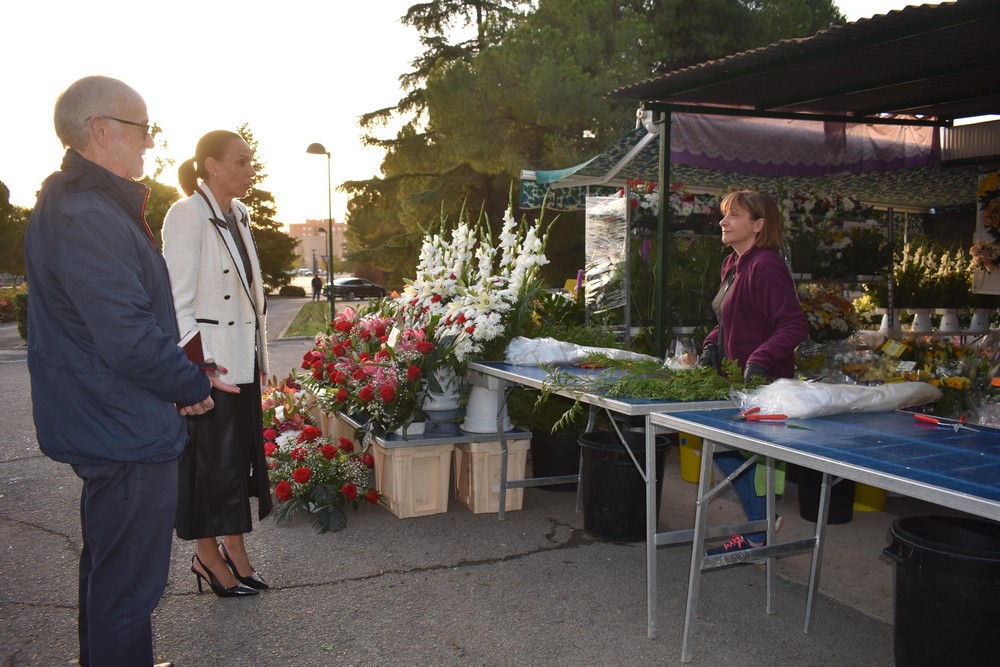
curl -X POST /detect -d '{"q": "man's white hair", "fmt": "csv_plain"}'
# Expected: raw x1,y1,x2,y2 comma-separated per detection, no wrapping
53,75,141,151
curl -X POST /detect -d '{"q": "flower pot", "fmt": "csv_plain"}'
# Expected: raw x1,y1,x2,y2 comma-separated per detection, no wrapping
876,308,902,333
935,308,961,332
461,384,512,433
909,308,933,333
969,308,993,333
424,366,463,411
423,406,464,437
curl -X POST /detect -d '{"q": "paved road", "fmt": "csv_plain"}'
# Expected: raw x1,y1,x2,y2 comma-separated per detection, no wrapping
0,307,896,666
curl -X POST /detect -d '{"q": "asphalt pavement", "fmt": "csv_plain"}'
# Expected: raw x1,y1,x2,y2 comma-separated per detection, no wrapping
0,299,898,666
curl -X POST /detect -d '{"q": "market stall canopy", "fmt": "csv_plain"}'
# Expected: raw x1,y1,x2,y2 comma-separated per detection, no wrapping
521,117,974,211
523,1,996,212
607,1,1000,123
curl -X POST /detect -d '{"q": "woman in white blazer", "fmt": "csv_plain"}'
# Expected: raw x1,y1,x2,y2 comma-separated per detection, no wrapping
162,130,271,598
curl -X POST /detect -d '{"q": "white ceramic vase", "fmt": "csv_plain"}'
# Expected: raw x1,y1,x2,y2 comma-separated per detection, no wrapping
461,384,512,433
935,308,960,332
909,309,933,333
969,308,992,333
876,308,901,333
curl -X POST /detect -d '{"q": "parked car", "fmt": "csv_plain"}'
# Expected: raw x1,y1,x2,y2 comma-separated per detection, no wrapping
322,277,386,300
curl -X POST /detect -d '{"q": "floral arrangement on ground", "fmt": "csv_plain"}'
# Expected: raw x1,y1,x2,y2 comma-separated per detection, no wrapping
262,374,379,533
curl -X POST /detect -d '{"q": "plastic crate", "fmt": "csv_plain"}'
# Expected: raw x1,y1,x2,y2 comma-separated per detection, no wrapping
453,439,530,514
373,442,454,518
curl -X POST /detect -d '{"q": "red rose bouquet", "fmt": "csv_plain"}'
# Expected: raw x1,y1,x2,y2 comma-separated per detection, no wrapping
301,304,446,440
262,375,379,533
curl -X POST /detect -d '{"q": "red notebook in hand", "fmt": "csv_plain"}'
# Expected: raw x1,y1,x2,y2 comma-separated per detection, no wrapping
177,330,216,411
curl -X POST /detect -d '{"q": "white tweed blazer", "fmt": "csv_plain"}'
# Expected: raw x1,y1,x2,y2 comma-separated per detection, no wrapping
162,183,269,384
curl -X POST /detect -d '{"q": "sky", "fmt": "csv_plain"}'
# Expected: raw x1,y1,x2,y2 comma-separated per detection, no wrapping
0,0,921,227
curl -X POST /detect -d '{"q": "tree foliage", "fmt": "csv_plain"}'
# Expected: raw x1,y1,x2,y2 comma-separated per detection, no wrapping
236,123,297,292
0,181,30,277
141,176,181,247
347,0,848,287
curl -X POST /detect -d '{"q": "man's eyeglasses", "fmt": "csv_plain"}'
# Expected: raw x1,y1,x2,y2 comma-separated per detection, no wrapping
103,116,152,136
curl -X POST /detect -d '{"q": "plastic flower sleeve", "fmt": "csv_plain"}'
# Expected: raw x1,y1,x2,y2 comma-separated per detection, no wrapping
731,378,943,419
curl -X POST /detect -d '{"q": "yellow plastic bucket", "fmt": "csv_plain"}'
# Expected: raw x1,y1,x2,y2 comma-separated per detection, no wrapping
678,433,712,484
854,482,887,512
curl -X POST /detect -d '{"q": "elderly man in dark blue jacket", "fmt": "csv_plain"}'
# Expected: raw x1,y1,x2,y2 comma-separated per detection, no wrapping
24,76,215,667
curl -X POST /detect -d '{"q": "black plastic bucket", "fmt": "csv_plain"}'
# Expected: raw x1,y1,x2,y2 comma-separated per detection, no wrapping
578,431,672,543
796,467,855,524
883,515,1000,666
529,429,580,492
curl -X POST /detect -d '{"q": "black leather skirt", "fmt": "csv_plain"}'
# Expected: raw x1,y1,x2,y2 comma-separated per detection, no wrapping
175,374,273,540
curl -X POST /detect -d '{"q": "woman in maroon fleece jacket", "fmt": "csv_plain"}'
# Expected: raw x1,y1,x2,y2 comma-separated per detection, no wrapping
699,190,808,555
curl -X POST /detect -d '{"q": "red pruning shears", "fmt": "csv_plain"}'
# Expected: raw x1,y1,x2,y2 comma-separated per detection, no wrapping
913,413,979,433
733,407,788,421
733,407,813,430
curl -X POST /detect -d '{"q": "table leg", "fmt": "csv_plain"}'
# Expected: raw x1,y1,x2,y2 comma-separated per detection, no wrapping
680,437,715,663
804,472,833,632
646,415,658,639
765,455,777,614
497,379,509,521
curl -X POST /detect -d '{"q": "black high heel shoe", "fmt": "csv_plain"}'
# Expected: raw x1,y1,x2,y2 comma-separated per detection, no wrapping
191,554,258,597
220,542,269,590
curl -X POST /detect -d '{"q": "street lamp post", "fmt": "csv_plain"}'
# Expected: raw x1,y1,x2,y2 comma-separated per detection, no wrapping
306,142,335,321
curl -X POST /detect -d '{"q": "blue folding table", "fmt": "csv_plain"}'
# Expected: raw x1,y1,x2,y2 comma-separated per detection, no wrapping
649,408,1000,662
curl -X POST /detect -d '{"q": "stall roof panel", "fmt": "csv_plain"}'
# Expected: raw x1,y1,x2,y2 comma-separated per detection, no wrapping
608,1,1000,123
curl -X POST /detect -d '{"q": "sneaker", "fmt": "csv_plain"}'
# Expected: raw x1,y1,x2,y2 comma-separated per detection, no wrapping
706,534,761,556
705,515,783,556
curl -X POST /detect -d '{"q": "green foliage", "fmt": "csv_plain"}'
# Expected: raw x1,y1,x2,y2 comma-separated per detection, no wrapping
665,235,725,327
0,284,25,324
272,490,348,534
139,176,181,246
506,317,619,432
235,124,297,292
0,181,29,277
285,301,334,338
15,291,28,341
278,285,307,297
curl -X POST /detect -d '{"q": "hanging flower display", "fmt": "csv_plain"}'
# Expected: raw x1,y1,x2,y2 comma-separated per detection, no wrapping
970,241,1000,274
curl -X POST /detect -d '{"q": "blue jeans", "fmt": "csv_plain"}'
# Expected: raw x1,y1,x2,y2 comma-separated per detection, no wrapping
72,460,178,667
713,450,767,543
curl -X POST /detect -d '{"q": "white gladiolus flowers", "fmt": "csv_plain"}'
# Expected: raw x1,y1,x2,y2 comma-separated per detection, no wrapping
397,206,550,364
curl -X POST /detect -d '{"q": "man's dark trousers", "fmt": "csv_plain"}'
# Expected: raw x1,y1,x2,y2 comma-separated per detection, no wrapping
72,459,178,667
